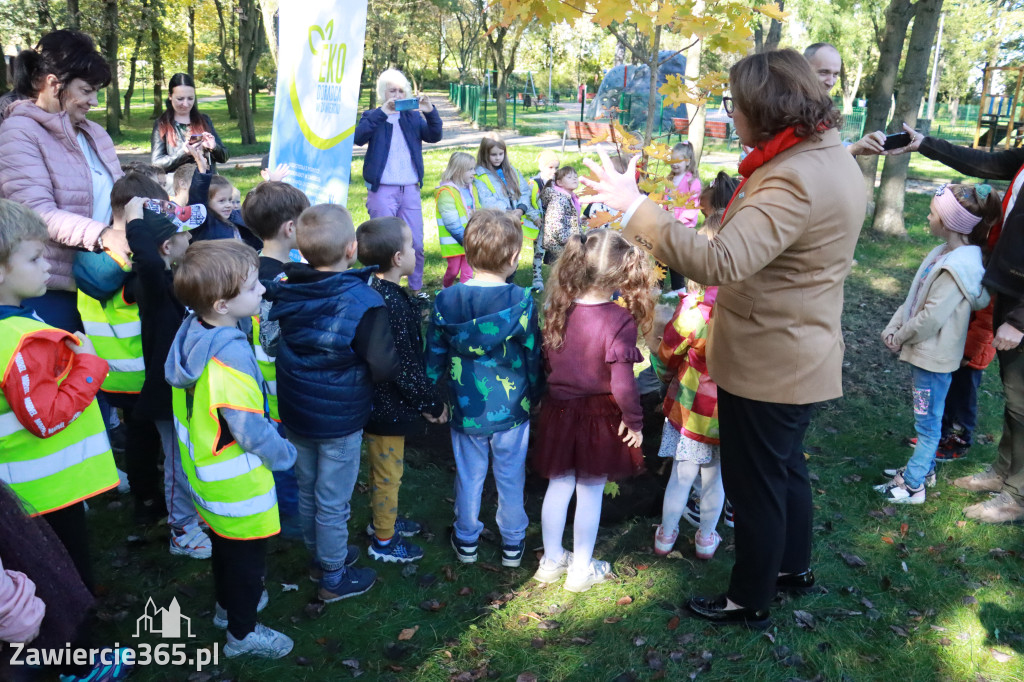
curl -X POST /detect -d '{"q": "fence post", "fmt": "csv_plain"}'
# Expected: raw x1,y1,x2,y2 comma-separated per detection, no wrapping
482,86,488,127
513,87,518,129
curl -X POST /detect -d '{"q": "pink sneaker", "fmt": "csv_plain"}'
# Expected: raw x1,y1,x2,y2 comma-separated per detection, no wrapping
695,530,721,560
653,524,678,556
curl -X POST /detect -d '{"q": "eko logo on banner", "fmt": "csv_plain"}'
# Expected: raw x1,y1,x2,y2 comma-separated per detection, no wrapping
270,0,368,205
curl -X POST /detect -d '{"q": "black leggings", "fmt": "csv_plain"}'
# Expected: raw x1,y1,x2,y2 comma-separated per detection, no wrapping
43,501,93,593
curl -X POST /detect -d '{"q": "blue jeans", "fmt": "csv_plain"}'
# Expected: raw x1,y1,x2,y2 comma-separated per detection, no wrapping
288,429,362,572
941,364,983,445
905,368,953,489
272,423,299,517
451,423,529,545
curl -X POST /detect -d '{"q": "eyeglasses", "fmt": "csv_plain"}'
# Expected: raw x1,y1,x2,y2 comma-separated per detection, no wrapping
722,96,734,115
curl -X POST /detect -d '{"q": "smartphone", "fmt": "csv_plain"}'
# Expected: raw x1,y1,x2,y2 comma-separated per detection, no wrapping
188,134,204,144
395,98,419,112
882,131,911,151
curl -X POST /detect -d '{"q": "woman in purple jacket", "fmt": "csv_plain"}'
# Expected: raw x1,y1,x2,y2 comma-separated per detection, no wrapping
354,69,442,297
0,30,126,332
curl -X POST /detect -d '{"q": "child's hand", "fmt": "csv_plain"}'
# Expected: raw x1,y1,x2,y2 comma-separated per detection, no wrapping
437,404,449,424
67,332,97,356
883,333,901,353
261,163,290,183
618,421,643,448
124,196,146,223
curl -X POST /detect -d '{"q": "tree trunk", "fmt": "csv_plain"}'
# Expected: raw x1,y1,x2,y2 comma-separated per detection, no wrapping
644,25,662,144
260,0,280,66
857,0,915,213
123,5,146,121
102,0,120,136
841,61,863,115
872,0,945,237
488,27,509,127
66,0,80,29
188,4,196,80
150,0,164,119
224,84,237,118
950,97,959,125
233,0,263,145
613,41,626,68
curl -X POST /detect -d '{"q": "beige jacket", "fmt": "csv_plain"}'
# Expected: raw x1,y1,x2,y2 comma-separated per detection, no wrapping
882,244,990,373
623,129,865,404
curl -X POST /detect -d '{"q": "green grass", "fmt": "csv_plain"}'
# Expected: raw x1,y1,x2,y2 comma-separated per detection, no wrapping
82,141,1024,682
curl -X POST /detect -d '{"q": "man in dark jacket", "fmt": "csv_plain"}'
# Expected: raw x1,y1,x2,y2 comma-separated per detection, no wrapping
885,126,1024,523
354,69,443,296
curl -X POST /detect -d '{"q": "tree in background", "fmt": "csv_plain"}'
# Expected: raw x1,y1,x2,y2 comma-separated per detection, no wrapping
438,0,486,83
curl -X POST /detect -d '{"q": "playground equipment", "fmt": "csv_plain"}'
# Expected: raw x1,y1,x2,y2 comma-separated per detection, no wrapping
973,64,1024,150
588,51,687,132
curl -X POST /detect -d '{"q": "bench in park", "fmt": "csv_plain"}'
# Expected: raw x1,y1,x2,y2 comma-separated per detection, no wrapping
561,120,619,152
671,117,735,145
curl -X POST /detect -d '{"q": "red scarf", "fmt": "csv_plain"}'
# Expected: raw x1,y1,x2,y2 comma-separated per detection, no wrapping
724,126,806,218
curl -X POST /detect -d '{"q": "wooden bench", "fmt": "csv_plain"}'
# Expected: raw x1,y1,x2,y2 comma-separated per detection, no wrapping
561,120,618,153
669,117,736,145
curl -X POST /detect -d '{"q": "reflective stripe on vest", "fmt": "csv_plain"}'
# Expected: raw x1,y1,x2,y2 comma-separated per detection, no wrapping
435,185,469,258
475,172,539,240
77,288,144,394
171,357,279,539
0,316,119,515
251,316,279,422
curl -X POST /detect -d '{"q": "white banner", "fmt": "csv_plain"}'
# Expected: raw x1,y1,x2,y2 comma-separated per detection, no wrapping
269,0,368,205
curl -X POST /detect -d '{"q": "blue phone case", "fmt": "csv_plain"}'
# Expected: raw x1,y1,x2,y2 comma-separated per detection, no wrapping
395,98,419,112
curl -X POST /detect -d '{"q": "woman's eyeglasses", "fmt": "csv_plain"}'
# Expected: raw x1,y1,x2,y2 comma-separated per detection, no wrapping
722,96,734,115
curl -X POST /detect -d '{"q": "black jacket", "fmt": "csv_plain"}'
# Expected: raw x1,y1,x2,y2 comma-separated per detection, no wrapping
188,170,262,251
150,113,228,173
919,137,1024,330
365,277,445,436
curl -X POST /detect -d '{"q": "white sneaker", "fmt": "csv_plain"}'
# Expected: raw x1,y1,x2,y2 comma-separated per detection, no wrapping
213,590,269,629
533,551,573,583
695,530,721,560
169,522,212,559
223,623,293,659
563,559,612,593
883,466,936,488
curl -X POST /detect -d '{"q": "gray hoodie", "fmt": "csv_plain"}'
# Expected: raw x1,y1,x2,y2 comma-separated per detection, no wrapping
165,314,296,471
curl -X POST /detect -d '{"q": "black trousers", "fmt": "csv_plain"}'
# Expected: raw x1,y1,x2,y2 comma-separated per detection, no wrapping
104,392,163,506
210,534,267,640
43,501,93,593
717,388,814,611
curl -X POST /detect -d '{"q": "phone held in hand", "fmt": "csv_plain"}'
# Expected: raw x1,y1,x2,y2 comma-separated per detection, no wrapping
882,131,911,151
188,134,204,144
394,98,419,112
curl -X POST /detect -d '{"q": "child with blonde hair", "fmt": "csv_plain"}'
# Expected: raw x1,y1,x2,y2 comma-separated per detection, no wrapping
435,152,477,287
666,142,702,291
532,229,653,592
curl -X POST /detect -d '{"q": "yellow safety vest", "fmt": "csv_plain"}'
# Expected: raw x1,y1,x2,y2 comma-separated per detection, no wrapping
474,172,540,240
435,186,470,258
0,316,119,516
77,287,144,394
251,316,278,422
171,357,279,540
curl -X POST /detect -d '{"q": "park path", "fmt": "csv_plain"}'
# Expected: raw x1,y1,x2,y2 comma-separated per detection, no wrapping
114,92,947,195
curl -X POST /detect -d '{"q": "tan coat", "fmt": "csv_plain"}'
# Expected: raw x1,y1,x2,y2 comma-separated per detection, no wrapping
623,129,866,404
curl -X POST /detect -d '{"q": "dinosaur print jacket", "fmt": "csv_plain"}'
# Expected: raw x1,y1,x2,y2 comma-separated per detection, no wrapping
425,283,543,436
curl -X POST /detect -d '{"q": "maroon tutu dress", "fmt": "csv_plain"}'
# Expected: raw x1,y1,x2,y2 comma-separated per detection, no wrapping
531,301,646,481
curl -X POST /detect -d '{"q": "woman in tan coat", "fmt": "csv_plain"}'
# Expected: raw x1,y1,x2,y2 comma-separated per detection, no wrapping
582,50,866,627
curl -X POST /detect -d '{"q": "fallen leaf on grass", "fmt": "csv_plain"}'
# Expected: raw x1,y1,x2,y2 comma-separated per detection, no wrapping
458,586,474,596
839,552,867,567
881,536,894,545
617,596,633,606
646,649,664,671
398,625,419,641
479,562,501,573
667,615,680,630
281,583,299,592
530,637,545,649
793,610,816,630
570,636,593,645
883,506,897,517
890,625,910,638
962,595,979,606
304,601,326,619
938,637,952,646
537,619,561,630
341,659,360,669
419,599,444,612
442,565,456,582
990,648,1012,663
989,548,1015,558
604,616,623,624
636,564,649,570
956,520,967,528
515,672,538,682
633,636,647,647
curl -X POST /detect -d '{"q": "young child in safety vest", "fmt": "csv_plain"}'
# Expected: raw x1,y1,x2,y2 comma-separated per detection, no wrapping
240,179,310,537
357,217,447,564
435,152,476,288
74,172,178,526
0,199,119,593
164,239,297,660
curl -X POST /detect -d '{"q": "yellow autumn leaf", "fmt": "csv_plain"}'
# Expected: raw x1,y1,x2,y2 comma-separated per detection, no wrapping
645,142,675,162
659,74,702,109
756,2,790,22
586,210,618,228
652,262,668,282
593,0,632,26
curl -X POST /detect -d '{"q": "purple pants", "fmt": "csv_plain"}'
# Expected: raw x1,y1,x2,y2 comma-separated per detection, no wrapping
366,184,425,290
443,255,473,288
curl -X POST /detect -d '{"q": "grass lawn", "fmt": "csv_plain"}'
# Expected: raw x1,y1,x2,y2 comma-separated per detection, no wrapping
82,142,1024,679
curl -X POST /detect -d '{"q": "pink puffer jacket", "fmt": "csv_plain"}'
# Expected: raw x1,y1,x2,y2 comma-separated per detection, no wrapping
0,100,123,291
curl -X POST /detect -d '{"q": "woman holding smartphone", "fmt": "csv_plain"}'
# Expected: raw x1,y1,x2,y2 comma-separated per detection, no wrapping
354,68,443,297
150,72,229,173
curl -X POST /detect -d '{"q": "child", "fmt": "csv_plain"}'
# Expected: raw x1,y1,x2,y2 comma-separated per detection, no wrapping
664,142,702,292
435,152,476,288
125,194,213,559
530,150,560,281
0,199,120,593
186,146,262,250
241,180,311,537
531,229,652,592
876,184,1000,504
171,163,196,206
165,240,297,659
425,209,543,567
266,204,399,602
75,172,178,525
357,217,448,563
473,133,542,286
539,166,583,262
650,219,725,560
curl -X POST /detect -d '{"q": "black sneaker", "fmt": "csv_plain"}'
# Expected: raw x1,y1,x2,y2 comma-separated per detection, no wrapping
366,516,422,538
368,535,424,564
935,434,969,461
450,530,478,564
501,540,526,568
682,496,701,529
